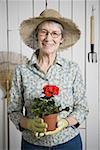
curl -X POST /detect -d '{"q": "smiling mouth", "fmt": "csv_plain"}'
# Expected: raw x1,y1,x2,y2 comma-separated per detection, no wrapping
43,43,54,47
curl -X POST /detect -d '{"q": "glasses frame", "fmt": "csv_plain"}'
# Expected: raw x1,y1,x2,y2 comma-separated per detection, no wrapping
38,29,62,38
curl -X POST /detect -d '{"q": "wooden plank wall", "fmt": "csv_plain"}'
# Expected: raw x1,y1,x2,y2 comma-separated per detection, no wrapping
0,0,99,150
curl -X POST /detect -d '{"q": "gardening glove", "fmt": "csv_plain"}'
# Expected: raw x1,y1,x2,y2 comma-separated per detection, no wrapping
27,117,47,137
45,117,69,136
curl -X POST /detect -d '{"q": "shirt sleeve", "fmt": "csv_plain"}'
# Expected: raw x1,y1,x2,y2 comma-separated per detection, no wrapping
8,65,24,131
69,64,89,125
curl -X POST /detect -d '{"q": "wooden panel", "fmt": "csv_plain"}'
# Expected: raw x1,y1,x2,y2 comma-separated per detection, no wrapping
98,1,100,150
9,121,21,150
86,0,99,150
8,0,33,30
60,0,71,18
8,2,34,149
59,0,72,60
72,0,85,79
47,0,59,10
9,30,20,53
0,1,7,149
21,41,34,59
18,1,33,25
80,129,86,150
71,1,86,131
34,0,45,16
20,0,45,59
87,64,98,150
4,99,9,150
8,1,19,30
0,94,4,150
0,0,7,51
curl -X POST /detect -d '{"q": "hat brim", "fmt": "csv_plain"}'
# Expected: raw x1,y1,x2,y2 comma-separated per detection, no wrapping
20,16,80,50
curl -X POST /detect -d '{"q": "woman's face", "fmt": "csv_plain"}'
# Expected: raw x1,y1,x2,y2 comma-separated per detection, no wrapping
37,21,64,55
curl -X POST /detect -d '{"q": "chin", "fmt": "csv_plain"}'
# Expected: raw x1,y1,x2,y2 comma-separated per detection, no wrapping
44,47,53,51
45,51,56,55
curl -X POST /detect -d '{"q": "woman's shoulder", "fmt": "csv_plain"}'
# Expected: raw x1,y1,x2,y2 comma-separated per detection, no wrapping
14,63,28,74
59,56,79,70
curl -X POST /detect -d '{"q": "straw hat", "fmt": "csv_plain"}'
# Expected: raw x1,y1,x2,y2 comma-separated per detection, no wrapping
20,9,81,50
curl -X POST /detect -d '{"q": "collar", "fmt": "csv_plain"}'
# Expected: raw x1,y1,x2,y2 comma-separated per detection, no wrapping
28,50,64,67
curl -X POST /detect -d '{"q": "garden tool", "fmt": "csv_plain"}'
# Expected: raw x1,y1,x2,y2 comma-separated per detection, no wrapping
0,51,27,150
88,6,97,63
0,51,27,97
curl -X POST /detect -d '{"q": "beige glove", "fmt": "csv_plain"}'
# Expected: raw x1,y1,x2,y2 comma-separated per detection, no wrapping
27,118,47,137
45,117,69,136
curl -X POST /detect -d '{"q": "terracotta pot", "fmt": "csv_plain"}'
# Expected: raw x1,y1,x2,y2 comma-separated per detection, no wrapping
43,114,57,131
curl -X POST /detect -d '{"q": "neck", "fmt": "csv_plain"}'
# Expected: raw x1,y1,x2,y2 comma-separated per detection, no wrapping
37,51,56,66
36,51,57,74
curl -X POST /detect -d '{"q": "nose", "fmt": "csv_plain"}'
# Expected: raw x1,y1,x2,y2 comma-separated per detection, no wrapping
45,32,52,40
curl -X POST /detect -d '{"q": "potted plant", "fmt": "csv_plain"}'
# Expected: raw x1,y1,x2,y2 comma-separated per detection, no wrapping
32,85,61,131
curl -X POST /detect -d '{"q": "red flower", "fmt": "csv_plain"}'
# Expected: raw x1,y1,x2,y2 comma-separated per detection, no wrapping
43,85,59,97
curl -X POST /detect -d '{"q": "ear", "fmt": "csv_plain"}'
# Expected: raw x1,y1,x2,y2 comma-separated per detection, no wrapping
60,38,64,44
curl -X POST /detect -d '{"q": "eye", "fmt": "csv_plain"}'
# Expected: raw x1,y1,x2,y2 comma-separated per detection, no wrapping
39,29,47,35
52,32,59,36
41,30,47,33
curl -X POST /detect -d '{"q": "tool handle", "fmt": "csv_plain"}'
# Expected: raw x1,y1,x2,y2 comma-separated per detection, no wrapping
91,44,94,53
90,16,94,44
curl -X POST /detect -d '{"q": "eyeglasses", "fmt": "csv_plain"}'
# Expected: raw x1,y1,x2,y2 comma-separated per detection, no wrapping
38,29,62,38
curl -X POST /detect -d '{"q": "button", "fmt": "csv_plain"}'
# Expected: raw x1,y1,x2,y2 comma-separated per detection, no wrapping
65,107,70,111
61,107,70,112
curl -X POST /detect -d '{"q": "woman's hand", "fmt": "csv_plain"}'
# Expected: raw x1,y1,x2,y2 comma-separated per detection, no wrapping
45,117,69,136
27,118,47,134
20,117,47,137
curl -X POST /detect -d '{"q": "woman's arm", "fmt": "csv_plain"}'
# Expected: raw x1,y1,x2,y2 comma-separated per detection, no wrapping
68,64,89,125
8,65,25,131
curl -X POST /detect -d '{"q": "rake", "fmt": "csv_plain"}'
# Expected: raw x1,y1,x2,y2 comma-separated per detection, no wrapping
0,51,28,97
0,51,28,150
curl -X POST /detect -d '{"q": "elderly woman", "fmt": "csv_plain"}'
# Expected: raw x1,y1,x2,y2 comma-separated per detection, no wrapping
8,9,89,150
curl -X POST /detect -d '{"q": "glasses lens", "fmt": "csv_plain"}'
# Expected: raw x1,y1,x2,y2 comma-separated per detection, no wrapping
39,30,47,36
39,29,61,38
52,32,61,38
